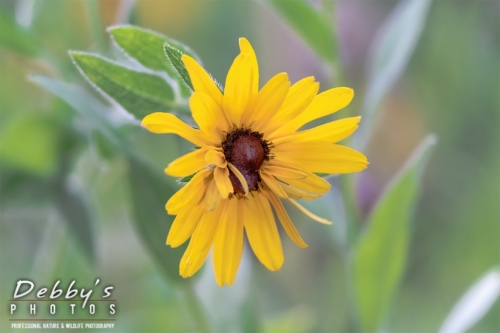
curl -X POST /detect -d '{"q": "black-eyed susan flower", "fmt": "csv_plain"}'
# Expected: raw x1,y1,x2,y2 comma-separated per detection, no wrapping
142,38,368,286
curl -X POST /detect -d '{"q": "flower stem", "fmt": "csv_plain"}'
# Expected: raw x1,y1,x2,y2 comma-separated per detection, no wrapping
181,282,212,333
324,0,360,245
323,0,345,87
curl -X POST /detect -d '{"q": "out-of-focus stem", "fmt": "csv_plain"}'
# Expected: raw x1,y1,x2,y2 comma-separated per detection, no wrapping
323,0,335,16
323,2,362,330
323,0,344,87
85,0,106,52
115,0,137,24
181,282,212,333
323,0,360,246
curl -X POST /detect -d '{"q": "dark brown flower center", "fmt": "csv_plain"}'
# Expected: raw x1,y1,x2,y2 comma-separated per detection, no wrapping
222,128,271,195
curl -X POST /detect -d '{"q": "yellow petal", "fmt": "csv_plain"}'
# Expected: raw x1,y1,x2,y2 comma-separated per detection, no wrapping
262,77,318,134
260,170,287,198
213,199,244,286
244,194,284,271
227,162,249,195
181,55,223,107
165,169,211,214
277,180,321,200
244,72,290,129
142,112,214,147
272,116,361,145
238,37,259,95
204,177,222,212
165,147,210,177
269,87,354,139
205,149,227,168
263,190,308,248
262,163,307,180
263,160,325,199
214,167,233,199
278,180,327,200
180,203,226,278
288,199,332,225
274,77,318,120
189,92,230,140
274,142,368,174
223,39,259,127
278,172,331,195
166,204,205,248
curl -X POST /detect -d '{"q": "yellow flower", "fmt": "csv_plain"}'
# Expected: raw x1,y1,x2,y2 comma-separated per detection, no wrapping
142,38,368,286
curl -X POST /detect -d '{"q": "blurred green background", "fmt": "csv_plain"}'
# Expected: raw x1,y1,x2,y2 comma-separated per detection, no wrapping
0,0,498,332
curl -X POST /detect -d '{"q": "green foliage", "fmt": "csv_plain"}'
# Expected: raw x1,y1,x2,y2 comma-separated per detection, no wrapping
32,74,189,283
3,1,496,330
30,75,127,152
164,43,195,93
351,135,437,332
127,159,187,283
0,10,39,56
178,172,197,184
51,169,95,261
265,0,337,63
0,115,58,176
70,52,177,120
108,25,199,75
354,0,432,149
109,25,200,97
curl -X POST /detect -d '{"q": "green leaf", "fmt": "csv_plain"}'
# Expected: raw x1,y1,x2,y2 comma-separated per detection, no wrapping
0,10,39,56
310,178,349,249
164,43,194,93
354,0,432,149
0,115,58,176
30,75,126,152
69,51,176,120
127,158,187,283
178,172,197,184
265,0,336,62
351,134,437,332
108,25,201,98
108,25,200,75
263,307,314,333
51,170,95,262
30,75,164,171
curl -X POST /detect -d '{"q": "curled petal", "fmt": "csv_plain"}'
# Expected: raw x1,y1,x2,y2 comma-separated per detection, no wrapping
214,167,233,199
262,190,308,248
205,149,227,168
260,170,287,198
227,162,249,195
287,199,332,225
